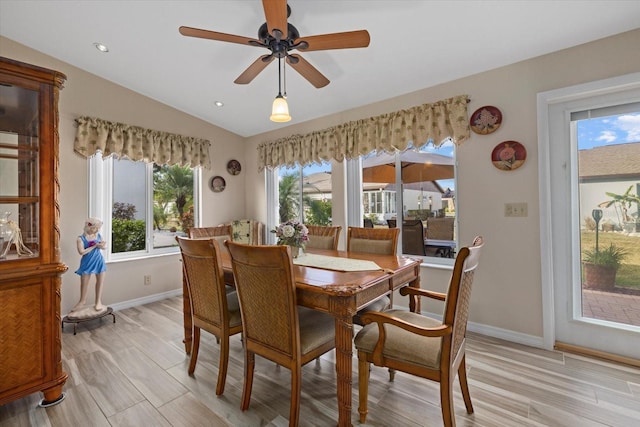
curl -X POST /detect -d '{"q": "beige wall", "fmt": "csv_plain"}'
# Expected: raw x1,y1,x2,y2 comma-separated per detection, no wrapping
244,28,640,342
1,36,245,314
2,28,640,343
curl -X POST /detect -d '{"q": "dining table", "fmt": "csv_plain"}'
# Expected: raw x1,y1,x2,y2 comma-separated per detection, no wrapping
181,247,422,427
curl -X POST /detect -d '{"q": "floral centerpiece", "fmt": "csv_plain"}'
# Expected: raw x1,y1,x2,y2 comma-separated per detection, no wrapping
271,220,309,257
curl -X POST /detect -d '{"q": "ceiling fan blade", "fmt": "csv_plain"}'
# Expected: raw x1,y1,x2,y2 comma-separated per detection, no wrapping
286,55,330,88
297,30,370,51
262,0,288,39
234,55,275,84
179,26,258,46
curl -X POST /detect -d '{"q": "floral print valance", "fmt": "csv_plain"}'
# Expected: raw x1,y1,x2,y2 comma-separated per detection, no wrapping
257,94,470,170
73,116,211,168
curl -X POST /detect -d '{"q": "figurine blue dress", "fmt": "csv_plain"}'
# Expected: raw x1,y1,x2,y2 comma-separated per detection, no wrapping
70,218,107,315
75,233,106,275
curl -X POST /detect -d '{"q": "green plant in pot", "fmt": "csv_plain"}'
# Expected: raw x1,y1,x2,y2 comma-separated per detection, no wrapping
582,243,628,291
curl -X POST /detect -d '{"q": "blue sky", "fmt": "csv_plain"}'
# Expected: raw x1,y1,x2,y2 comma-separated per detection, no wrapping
577,112,640,149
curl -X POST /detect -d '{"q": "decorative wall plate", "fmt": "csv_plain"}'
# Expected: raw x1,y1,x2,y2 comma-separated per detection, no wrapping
470,105,502,135
209,175,226,192
227,159,241,175
491,140,526,171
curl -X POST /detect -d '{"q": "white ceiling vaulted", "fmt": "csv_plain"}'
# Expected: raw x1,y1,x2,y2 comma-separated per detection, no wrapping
1,0,639,137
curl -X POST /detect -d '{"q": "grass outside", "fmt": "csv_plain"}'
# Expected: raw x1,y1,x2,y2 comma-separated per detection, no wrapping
581,231,640,290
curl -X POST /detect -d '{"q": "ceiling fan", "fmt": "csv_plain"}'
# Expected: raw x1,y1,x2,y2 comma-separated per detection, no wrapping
178,0,370,88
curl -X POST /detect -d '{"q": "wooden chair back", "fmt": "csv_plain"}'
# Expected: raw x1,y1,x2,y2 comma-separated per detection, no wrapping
347,226,399,255
305,225,342,250
188,225,232,238
354,236,484,426
225,241,336,426
347,226,400,325
444,236,483,363
176,236,242,395
188,225,232,253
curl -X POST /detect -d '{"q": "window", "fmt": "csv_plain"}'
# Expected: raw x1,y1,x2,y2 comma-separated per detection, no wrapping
89,153,200,261
279,162,333,224
265,145,457,261
266,161,333,241
358,142,457,262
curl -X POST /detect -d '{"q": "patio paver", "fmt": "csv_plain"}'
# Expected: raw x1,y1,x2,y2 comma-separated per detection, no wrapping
582,289,640,327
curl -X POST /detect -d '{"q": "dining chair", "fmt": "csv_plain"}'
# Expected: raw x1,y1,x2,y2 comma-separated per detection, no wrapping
225,241,336,427
305,224,342,250
188,225,235,288
176,236,243,396
347,226,400,326
354,236,484,427
188,225,232,251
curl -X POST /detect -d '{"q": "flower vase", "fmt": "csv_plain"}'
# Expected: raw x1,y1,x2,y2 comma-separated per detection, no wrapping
290,245,300,258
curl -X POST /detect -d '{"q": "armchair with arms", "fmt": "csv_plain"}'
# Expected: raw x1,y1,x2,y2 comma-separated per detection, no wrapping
354,236,484,426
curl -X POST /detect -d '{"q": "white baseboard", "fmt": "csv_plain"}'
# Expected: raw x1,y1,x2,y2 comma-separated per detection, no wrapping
109,288,183,312
467,319,545,348
407,309,546,349
64,288,183,317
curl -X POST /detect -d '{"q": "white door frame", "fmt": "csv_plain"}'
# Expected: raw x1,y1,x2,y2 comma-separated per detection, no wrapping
537,72,640,356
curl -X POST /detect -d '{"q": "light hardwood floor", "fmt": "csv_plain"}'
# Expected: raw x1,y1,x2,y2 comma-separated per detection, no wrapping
2,296,640,426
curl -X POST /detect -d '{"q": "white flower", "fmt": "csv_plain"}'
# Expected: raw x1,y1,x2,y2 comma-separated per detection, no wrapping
282,224,295,238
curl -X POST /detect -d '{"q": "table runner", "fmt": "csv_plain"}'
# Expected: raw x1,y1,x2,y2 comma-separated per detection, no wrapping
293,253,382,272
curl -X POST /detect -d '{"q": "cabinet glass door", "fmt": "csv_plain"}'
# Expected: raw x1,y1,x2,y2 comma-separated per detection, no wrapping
0,83,39,259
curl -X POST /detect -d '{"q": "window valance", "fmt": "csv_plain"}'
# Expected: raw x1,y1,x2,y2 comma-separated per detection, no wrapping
257,94,469,170
73,116,211,168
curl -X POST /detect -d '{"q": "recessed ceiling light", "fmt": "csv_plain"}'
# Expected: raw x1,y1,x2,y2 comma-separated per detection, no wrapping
214,101,224,107
93,42,109,53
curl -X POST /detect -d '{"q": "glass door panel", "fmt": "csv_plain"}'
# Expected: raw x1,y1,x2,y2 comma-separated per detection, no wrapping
576,109,640,328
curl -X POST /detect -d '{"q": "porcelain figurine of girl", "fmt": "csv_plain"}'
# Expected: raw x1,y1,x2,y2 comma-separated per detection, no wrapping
70,217,107,315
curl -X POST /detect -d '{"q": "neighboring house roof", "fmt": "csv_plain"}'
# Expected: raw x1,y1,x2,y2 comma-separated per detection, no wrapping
579,142,640,181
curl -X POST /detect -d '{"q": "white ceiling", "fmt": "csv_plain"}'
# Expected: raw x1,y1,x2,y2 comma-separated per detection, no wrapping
2,1,639,137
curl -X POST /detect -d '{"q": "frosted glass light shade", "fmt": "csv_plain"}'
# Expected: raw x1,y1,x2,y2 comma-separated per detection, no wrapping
270,95,291,122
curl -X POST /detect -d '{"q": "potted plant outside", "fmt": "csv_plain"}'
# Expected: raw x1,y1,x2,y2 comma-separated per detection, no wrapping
582,243,628,291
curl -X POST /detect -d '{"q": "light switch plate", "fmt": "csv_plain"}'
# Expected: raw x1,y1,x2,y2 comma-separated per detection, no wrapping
505,202,528,217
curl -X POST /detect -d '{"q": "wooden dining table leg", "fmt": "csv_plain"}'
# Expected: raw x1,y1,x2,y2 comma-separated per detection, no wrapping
334,308,355,427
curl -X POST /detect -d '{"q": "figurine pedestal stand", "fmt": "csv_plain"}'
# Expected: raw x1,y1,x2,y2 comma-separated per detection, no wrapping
62,307,115,335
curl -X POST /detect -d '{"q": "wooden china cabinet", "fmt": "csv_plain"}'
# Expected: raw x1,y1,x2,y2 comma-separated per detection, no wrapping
0,57,68,406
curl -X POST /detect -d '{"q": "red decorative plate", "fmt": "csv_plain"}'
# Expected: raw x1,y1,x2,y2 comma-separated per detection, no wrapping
470,105,502,135
209,175,226,192
491,141,526,171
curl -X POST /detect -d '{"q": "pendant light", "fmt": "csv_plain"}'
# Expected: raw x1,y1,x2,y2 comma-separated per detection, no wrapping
270,55,291,122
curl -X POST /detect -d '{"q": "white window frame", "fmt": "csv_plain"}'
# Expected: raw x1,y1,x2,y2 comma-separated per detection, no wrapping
266,150,458,267
88,153,201,262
